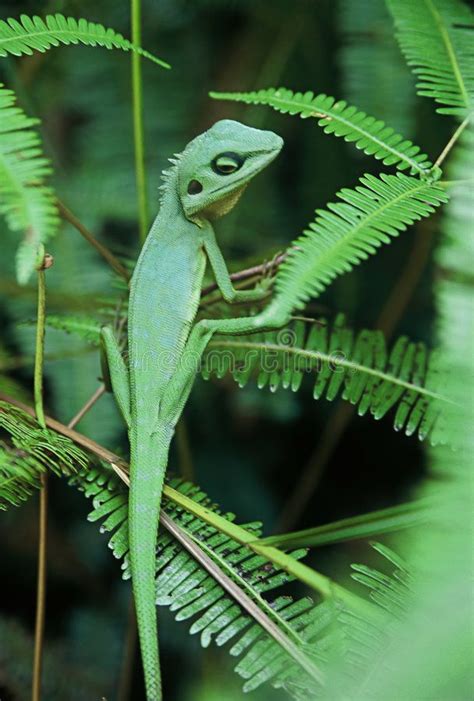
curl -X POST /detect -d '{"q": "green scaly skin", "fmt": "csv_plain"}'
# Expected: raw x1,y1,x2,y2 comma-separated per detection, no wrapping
102,120,289,700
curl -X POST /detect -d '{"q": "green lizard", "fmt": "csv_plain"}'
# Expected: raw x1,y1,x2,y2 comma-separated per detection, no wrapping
101,119,291,700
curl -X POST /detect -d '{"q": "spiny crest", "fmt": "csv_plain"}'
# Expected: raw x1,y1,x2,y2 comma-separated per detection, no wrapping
158,151,182,202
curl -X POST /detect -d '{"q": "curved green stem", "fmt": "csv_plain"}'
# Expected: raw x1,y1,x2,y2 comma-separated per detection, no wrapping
131,0,149,244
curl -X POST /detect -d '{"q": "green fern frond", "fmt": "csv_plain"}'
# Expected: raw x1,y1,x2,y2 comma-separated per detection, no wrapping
0,14,169,67
0,84,59,284
204,316,449,444
44,314,104,345
210,88,432,175
39,310,450,443
0,402,87,508
266,173,447,315
351,542,412,615
386,0,474,117
73,463,333,698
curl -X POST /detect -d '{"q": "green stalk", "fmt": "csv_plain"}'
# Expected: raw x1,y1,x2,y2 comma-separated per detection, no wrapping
131,0,149,244
33,266,47,430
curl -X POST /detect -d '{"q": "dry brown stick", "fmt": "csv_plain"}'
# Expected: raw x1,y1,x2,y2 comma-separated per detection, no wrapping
67,385,106,430
57,200,130,282
276,226,435,532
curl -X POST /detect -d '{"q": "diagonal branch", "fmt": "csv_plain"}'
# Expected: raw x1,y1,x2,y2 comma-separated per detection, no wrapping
57,199,130,282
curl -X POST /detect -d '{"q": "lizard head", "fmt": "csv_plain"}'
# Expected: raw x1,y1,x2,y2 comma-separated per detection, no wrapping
176,119,283,222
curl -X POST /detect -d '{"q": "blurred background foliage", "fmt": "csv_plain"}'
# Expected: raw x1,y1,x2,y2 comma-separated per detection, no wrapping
0,0,464,699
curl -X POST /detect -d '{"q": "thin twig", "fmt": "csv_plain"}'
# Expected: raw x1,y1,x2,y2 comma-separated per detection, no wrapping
67,385,106,430
57,199,130,282
434,116,470,169
32,257,48,701
131,0,149,244
200,252,287,298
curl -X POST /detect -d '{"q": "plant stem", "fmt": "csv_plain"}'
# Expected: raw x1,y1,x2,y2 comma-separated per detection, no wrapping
131,0,149,244
32,258,48,701
34,269,47,431
434,116,470,169
57,200,130,282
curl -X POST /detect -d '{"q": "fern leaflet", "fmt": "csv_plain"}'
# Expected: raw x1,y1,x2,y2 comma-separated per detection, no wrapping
210,87,432,175
204,316,449,445
386,0,474,117
0,84,59,284
265,173,447,315
0,14,169,67
73,463,332,698
40,311,450,444
0,402,87,508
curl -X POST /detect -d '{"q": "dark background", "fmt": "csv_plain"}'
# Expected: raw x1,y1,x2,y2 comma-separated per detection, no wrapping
0,1,455,699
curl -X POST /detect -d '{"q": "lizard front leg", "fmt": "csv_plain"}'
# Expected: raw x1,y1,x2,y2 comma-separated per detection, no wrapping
203,228,272,304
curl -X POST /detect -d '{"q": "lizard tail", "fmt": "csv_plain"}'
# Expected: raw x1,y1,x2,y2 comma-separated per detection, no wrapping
128,425,173,701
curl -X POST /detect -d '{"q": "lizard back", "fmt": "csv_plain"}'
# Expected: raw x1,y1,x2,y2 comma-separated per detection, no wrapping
128,212,206,426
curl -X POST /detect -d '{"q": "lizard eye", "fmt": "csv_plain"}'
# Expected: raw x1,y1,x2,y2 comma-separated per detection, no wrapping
211,152,244,175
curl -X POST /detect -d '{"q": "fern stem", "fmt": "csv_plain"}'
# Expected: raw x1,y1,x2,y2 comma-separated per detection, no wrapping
32,252,49,701
434,116,471,169
33,266,47,430
57,200,130,282
263,499,430,549
208,340,452,404
162,511,326,685
131,0,149,244
424,0,470,108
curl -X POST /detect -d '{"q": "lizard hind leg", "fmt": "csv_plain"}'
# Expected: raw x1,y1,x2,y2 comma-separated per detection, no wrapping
100,326,131,428
159,305,290,427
